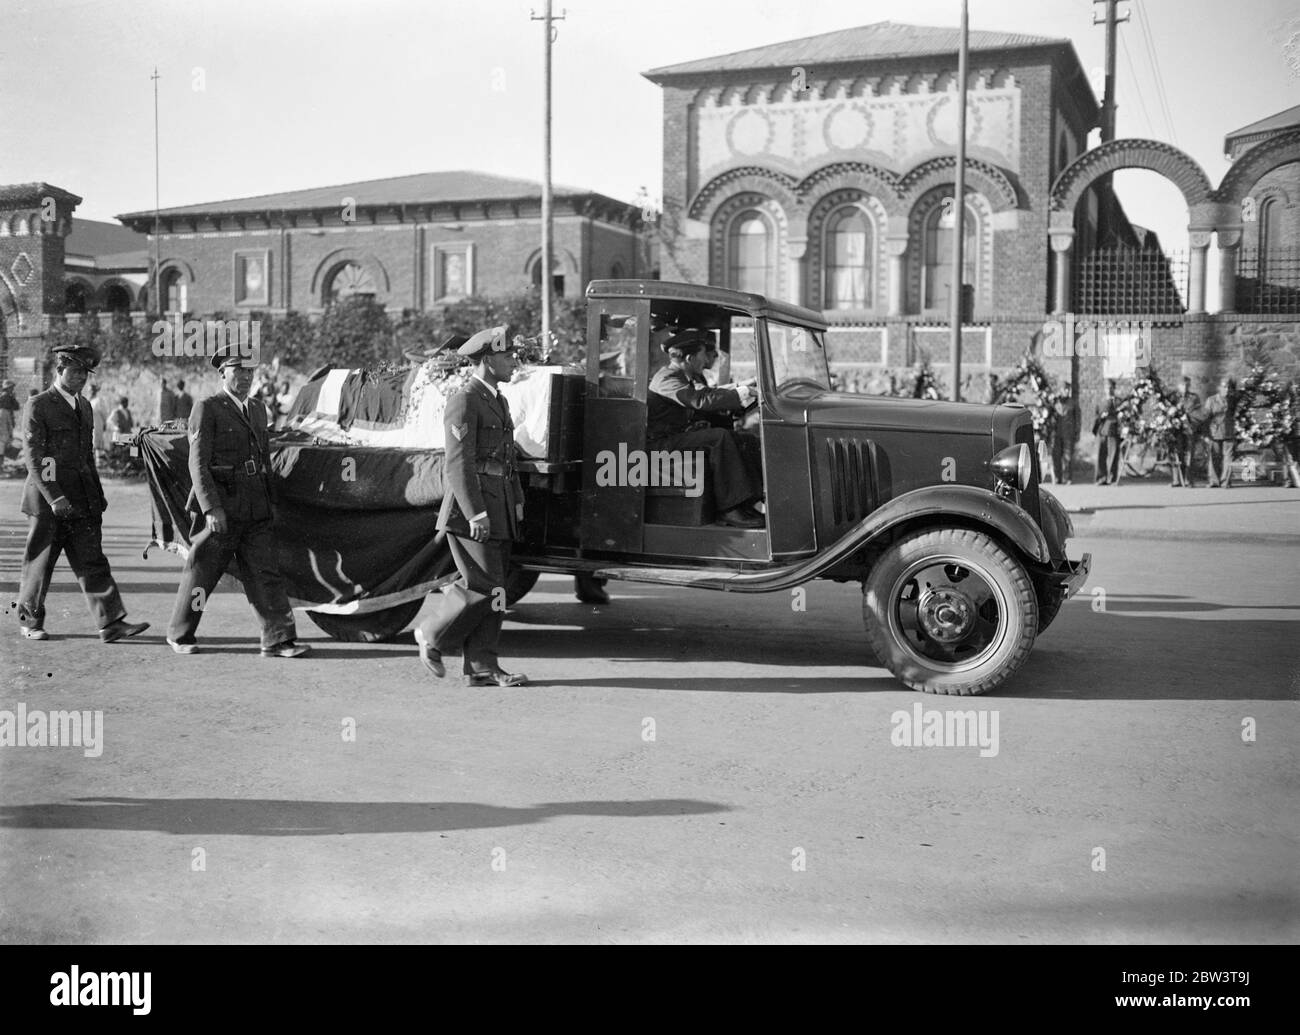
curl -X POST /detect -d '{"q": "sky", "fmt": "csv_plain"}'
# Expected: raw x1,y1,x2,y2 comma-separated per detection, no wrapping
2,0,1297,253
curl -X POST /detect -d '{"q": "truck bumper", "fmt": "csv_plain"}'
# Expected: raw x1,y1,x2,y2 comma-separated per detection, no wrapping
1057,552,1091,600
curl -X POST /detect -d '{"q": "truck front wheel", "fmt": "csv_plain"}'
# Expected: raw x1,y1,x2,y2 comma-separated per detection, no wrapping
862,528,1037,696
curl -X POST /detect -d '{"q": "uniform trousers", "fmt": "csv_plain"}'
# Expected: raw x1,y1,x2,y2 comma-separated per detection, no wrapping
1207,438,1234,487
18,512,126,629
1095,434,1121,484
167,518,296,648
420,534,510,675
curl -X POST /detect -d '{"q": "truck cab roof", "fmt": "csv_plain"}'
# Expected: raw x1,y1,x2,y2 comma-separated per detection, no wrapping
586,279,829,332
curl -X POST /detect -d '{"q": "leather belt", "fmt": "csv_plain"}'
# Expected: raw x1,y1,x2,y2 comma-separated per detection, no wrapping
475,459,514,477
232,460,267,477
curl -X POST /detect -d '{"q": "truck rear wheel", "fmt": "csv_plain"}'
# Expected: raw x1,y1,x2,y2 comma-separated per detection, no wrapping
307,600,423,643
862,528,1037,696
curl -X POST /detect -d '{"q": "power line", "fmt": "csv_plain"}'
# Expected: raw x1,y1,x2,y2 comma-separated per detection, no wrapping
1119,30,1155,137
1134,0,1178,146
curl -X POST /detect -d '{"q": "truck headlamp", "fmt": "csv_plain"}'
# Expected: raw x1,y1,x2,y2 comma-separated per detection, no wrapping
991,443,1032,492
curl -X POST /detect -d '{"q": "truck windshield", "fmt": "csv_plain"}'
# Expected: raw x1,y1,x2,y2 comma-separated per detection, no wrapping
766,320,831,392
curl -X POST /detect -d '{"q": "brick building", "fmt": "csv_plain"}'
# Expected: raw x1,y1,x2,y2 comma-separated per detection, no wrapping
115,171,645,317
642,20,1124,386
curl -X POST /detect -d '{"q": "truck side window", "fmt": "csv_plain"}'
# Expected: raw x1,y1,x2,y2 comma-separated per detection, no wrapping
596,313,638,399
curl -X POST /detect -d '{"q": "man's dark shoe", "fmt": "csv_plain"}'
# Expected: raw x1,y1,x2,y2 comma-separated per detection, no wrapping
465,669,528,687
717,506,763,529
414,628,445,677
574,574,610,605
261,640,310,659
101,619,149,643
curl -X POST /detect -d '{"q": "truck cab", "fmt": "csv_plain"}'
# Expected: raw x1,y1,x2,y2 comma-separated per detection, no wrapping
512,279,1089,695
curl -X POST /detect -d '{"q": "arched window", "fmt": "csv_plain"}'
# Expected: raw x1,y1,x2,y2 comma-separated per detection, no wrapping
728,210,774,295
64,281,89,314
102,283,132,313
922,199,980,314
531,256,565,297
824,206,873,309
1258,197,1284,280
325,261,377,304
161,269,187,314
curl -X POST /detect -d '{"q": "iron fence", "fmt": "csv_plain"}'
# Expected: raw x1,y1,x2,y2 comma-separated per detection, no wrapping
1073,247,1188,315
1236,248,1300,314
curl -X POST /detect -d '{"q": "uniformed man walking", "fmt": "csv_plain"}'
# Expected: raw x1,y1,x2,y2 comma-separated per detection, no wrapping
415,326,528,686
165,348,307,657
16,343,149,642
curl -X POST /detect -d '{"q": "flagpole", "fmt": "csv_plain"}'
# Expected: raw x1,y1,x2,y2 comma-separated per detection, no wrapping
152,67,161,318
949,0,969,402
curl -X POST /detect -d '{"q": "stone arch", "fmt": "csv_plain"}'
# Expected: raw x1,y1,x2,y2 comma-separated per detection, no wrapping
309,248,392,301
805,189,890,312
798,162,904,216
96,278,136,312
1214,128,1300,206
898,155,1021,213
689,167,799,224
64,276,94,314
524,246,580,296
1049,138,1213,227
709,192,790,298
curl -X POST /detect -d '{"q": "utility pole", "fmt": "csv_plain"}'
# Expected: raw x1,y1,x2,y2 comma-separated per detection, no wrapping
151,67,161,317
948,0,968,402
1093,0,1128,143
531,3,565,345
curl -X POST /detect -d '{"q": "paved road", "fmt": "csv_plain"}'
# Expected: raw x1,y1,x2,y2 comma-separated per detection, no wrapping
1,481,1296,943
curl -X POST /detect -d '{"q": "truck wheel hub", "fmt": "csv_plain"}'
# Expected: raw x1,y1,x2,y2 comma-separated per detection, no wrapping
918,588,974,643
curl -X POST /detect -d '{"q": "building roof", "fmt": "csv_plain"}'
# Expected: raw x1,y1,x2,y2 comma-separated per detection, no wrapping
1224,103,1300,157
117,170,608,221
644,20,1068,79
0,182,82,208
65,218,147,261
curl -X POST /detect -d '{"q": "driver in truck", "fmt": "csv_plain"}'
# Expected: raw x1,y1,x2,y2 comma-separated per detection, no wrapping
647,329,764,529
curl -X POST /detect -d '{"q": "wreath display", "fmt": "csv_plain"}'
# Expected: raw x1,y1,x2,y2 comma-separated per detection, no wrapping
1233,363,1298,451
992,354,1071,442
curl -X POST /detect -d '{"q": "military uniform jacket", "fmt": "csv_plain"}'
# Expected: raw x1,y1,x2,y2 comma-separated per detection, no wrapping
1092,396,1121,438
21,388,107,518
647,365,745,442
1203,393,1235,440
437,378,523,542
187,391,274,523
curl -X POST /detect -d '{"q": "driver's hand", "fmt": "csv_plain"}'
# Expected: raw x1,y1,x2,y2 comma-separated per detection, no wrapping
51,496,74,518
469,515,491,542
206,507,229,534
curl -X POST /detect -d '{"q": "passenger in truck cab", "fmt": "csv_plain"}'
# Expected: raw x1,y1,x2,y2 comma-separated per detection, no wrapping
647,329,765,529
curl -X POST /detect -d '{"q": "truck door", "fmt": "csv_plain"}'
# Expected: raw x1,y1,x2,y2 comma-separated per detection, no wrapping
580,297,650,554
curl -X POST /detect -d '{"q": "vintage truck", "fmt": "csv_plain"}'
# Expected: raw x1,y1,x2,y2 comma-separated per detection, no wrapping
135,279,1089,695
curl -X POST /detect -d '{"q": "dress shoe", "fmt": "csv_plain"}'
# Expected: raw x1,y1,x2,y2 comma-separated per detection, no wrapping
261,640,310,659
574,575,610,605
19,625,48,641
414,628,445,677
465,669,528,687
717,506,764,529
166,638,199,655
101,619,150,643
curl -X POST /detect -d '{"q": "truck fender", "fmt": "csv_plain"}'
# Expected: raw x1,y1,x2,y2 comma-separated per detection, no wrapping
851,484,1050,564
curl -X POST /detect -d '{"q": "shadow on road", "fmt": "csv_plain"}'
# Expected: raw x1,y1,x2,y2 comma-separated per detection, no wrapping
0,797,731,836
